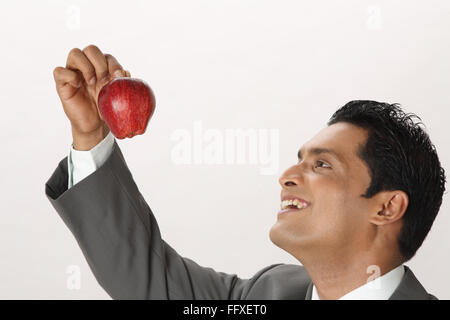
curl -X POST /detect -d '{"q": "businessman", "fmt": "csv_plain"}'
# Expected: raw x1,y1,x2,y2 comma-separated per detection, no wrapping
46,45,446,299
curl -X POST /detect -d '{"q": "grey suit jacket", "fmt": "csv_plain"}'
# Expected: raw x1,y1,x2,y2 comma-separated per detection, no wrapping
45,140,437,300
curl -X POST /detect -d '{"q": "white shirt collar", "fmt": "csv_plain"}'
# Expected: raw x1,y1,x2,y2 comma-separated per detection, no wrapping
311,264,405,300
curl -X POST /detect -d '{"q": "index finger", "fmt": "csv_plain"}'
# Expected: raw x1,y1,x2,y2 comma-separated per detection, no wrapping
105,54,125,78
82,45,109,84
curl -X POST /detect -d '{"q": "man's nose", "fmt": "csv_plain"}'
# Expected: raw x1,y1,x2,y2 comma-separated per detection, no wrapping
279,166,303,188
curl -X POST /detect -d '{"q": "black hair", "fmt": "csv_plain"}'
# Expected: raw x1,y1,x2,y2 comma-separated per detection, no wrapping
327,100,446,262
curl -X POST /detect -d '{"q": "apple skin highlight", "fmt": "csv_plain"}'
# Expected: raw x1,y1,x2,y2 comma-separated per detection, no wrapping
98,77,156,139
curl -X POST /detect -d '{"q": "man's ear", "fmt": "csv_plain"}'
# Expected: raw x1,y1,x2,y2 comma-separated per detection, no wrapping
369,191,409,225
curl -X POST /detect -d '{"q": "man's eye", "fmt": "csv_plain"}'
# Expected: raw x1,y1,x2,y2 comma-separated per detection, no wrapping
315,160,331,169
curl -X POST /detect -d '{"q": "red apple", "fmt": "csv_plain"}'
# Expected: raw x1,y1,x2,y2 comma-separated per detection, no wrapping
98,77,156,139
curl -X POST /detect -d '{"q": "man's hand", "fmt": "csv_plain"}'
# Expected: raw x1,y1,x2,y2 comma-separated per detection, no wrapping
53,45,131,150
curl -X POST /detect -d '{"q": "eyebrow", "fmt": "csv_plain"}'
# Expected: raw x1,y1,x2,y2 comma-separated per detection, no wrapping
297,147,344,164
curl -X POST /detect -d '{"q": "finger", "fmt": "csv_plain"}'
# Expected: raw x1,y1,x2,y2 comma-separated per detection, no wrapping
82,44,109,85
66,48,97,86
53,67,83,100
124,70,131,77
104,53,125,78
53,66,81,88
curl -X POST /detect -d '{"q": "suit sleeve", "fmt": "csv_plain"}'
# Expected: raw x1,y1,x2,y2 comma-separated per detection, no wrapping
45,140,273,300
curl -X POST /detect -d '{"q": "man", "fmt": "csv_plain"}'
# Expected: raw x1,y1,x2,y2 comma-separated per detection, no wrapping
46,45,446,299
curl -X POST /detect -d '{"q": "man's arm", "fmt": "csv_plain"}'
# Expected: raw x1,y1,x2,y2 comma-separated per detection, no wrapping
49,45,289,300
46,139,279,299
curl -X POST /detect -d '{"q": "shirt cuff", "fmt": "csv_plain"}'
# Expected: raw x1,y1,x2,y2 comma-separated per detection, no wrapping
68,130,115,188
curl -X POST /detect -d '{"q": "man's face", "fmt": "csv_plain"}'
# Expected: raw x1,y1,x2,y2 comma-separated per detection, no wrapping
269,122,374,261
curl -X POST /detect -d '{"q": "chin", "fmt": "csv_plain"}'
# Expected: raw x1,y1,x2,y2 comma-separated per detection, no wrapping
268,224,278,245
269,222,313,262
269,223,290,251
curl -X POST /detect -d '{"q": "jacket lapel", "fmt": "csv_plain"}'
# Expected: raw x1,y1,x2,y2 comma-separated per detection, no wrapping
304,281,313,300
389,265,436,300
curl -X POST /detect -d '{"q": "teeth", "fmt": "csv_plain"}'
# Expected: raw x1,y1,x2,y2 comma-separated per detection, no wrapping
280,199,307,210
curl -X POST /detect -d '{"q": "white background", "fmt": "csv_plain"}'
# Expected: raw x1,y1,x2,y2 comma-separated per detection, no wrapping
0,0,449,299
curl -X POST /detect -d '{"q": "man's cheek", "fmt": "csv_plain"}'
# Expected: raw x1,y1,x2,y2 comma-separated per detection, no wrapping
313,197,347,236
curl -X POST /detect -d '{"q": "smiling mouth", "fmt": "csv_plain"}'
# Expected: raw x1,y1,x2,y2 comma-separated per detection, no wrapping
280,199,308,210
278,203,309,216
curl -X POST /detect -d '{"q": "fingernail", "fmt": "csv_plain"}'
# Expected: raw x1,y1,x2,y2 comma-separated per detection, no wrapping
114,70,124,78
89,76,96,85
